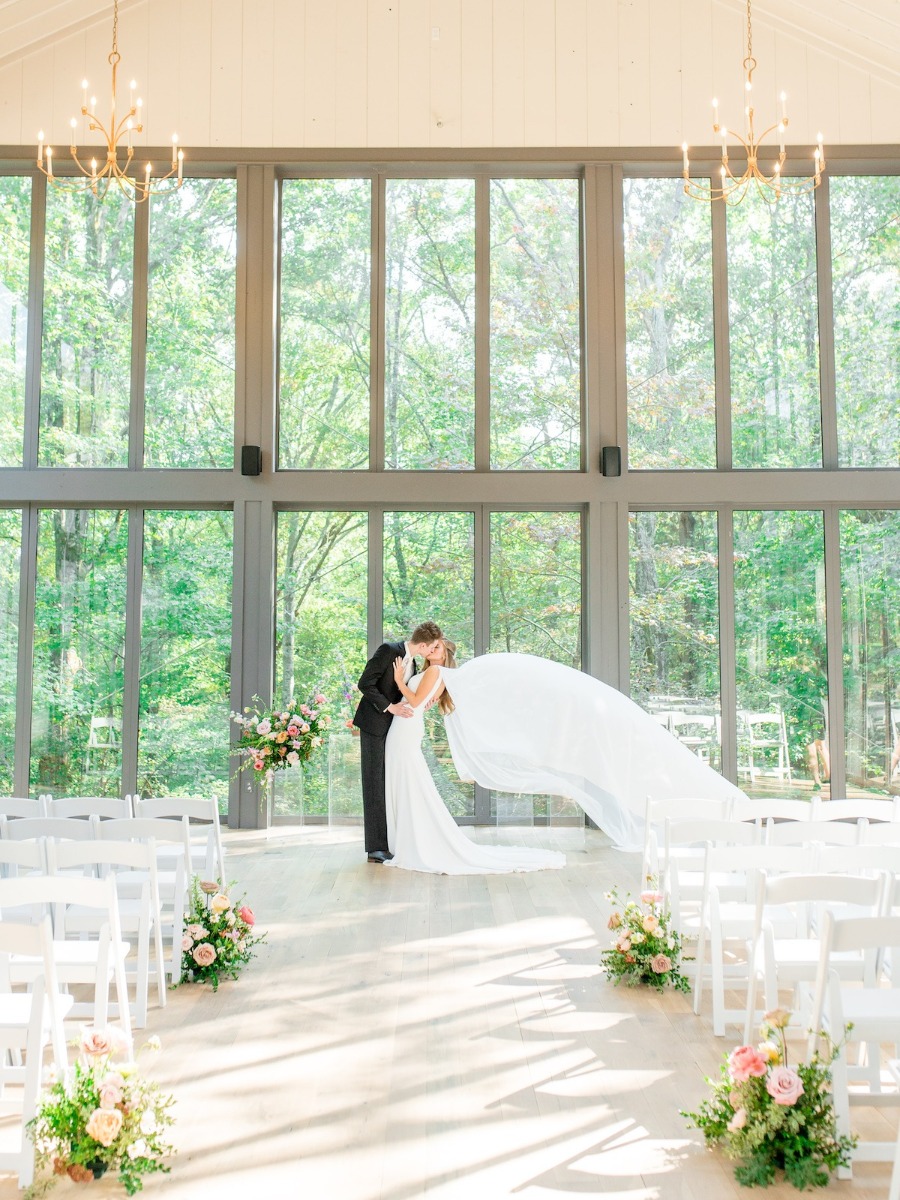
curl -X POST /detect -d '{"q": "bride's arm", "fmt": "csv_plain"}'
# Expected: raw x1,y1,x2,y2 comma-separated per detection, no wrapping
393,660,445,709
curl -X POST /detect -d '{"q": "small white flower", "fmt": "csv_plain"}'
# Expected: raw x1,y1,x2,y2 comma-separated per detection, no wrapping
140,1109,158,1135
146,1035,161,1051
128,1138,150,1160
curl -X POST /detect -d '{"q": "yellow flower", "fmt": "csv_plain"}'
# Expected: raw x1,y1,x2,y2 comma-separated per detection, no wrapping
210,893,231,914
758,1040,782,1064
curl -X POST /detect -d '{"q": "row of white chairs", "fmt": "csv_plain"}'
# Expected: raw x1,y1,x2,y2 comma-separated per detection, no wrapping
0,797,226,886
643,794,900,880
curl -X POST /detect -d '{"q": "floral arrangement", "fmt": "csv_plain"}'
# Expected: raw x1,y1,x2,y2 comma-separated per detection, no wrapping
342,680,360,732
181,876,264,991
231,692,331,785
600,884,691,992
682,1009,857,1189
26,1027,174,1197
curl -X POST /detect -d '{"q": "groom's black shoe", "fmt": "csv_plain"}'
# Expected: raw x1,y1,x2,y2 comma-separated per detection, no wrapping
367,850,394,863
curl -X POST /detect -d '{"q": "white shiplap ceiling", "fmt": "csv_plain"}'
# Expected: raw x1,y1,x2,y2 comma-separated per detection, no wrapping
1,0,899,79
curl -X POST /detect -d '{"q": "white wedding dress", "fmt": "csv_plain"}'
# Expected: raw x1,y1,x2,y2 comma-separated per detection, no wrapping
385,669,566,875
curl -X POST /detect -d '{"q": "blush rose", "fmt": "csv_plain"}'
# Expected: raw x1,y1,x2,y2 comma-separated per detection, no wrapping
728,1045,768,1082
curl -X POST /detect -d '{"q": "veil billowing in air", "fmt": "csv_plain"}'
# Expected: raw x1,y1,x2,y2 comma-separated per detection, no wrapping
440,653,744,852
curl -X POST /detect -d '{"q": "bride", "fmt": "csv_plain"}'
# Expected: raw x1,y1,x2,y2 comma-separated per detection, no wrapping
385,640,744,874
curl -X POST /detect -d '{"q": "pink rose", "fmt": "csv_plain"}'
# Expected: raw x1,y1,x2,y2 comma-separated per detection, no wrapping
607,912,622,930
300,705,312,717
616,936,631,951
345,720,354,729
181,935,193,951
253,759,265,771
641,890,665,905
98,1074,124,1109
766,1066,804,1106
315,693,326,704
86,1106,123,1146
80,1027,129,1059
728,1045,768,1083
192,943,217,967
287,724,300,737
727,1107,748,1132
238,905,255,926
650,953,671,974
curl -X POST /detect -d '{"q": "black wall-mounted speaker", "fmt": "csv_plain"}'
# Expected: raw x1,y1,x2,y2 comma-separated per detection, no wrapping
241,445,262,476
601,445,621,477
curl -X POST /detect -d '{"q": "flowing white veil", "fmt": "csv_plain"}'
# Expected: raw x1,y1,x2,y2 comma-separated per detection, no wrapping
441,653,744,852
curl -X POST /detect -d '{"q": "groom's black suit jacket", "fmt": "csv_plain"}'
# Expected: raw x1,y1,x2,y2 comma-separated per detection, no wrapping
353,641,412,737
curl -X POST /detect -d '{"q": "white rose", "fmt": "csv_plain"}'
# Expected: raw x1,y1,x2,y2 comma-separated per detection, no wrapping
128,1138,150,1160
140,1109,158,1135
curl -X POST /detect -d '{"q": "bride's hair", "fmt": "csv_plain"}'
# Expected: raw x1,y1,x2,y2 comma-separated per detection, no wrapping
434,639,456,715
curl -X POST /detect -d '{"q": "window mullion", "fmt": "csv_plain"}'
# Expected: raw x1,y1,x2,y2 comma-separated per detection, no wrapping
711,197,732,471
128,199,149,471
474,177,490,471
120,507,144,797
717,506,738,784
23,175,46,470
815,175,839,470
371,176,385,471
823,505,846,798
13,505,37,796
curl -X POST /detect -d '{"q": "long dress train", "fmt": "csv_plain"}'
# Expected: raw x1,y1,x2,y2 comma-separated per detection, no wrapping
384,670,566,875
440,653,745,853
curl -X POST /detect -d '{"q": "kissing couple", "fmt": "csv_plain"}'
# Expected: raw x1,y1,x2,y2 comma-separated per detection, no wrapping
352,622,744,875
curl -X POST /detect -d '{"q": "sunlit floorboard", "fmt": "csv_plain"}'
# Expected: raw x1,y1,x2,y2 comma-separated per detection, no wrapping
2,824,895,1199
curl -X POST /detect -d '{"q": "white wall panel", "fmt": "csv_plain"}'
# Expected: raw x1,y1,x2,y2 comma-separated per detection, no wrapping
556,0,588,146
0,0,897,150
586,0,619,146
430,0,461,148
273,0,305,148
367,0,399,146
460,0,492,145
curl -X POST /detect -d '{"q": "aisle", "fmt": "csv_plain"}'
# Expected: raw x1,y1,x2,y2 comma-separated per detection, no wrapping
5,825,893,1199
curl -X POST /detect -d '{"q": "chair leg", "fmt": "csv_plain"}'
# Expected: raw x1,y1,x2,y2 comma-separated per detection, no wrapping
134,923,149,1029
153,919,167,1007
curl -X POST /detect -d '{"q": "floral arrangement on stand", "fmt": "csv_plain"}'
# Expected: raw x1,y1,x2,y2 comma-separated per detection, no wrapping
231,692,331,787
682,1008,857,1189
26,1027,175,1198
600,884,691,993
181,877,265,991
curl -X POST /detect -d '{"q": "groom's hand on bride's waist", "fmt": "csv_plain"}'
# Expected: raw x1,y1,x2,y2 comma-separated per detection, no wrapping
387,701,414,718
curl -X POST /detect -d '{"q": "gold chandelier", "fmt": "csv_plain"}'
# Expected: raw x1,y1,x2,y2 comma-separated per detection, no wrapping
36,0,184,203
681,0,825,204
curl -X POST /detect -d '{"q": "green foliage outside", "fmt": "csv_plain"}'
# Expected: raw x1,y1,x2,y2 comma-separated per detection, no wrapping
0,176,30,465
144,180,237,467
0,510,20,791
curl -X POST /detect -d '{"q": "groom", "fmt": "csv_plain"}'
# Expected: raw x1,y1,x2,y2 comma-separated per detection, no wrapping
353,620,443,863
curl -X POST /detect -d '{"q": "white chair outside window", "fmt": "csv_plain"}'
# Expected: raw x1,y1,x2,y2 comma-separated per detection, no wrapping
739,710,792,783
809,913,900,1179
0,917,72,1189
46,839,167,1029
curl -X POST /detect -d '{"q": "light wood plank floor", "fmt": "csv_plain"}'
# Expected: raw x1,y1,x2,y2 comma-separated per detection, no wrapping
2,825,896,1198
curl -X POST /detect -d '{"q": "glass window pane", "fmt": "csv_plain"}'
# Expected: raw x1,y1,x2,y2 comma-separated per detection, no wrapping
734,510,827,797
144,181,237,467
279,180,371,469
0,510,21,790
0,177,31,465
40,190,134,467
31,509,128,795
384,179,475,470
383,510,475,818
629,511,721,768
274,511,368,819
831,177,900,467
491,179,581,469
728,192,821,467
841,511,900,796
624,179,716,469
138,511,233,807
490,510,582,821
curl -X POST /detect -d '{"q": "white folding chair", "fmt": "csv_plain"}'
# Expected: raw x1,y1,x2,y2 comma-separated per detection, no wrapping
1,816,99,842
0,839,46,881
764,817,866,847
694,843,819,1036
642,796,733,882
133,796,225,884
46,840,167,1029
0,917,73,1189
732,797,816,823
816,798,897,824
744,871,887,1042
0,875,133,1045
863,822,900,846
0,798,47,820
97,818,189,984
809,913,900,1178
46,796,133,820
662,816,760,937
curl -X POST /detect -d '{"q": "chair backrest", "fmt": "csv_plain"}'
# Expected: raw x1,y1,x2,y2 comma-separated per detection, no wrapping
665,816,759,851
861,821,900,846
815,799,897,823
2,816,99,841
817,844,900,878
46,837,158,876
0,796,47,819
98,816,192,869
765,818,865,847
133,797,224,881
643,796,734,877
0,872,122,940
732,798,815,823
0,838,46,877
756,870,886,941
47,796,132,820
0,914,68,1066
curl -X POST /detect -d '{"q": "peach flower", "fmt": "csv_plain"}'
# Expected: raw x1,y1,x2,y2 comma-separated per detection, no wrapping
238,905,255,926
193,943,217,967
728,1045,768,1082
727,1107,748,1132
80,1027,129,1059
650,953,671,974
86,1106,123,1147
210,893,231,914
607,912,622,930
